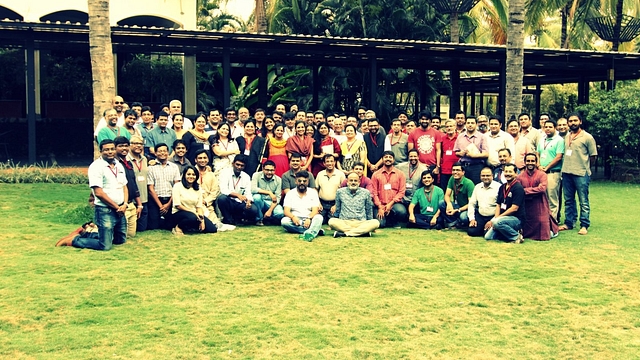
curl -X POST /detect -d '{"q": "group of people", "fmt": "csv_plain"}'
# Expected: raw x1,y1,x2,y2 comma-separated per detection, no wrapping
56,95,597,249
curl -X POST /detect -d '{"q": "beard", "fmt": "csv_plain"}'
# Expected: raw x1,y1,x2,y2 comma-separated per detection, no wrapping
297,184,307,193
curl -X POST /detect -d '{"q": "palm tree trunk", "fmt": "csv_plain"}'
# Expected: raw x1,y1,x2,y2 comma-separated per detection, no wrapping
612,0,624,51
88,0,115,158
450,11,459,43
505,0,524,121
561,2,569,48
359,0,367,37
255,0,267,32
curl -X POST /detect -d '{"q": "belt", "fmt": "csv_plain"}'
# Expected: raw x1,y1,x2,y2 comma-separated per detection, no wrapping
547,169,561,173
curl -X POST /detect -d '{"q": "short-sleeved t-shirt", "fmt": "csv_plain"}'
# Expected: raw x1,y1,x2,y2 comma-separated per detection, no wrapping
283,188,320,218
496,180,526,223
407,127,441,166
537,133,565,171
411,186,444,216
561,130,597,176
446,176,475,207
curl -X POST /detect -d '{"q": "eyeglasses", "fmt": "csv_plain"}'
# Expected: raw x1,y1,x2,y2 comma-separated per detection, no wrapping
296,179,309,183
114,101,124,105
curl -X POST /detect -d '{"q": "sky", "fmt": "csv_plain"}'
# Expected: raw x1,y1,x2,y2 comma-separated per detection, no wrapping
221,0,255,21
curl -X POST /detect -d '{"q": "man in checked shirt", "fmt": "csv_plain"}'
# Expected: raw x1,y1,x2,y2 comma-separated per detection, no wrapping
329,172,380,238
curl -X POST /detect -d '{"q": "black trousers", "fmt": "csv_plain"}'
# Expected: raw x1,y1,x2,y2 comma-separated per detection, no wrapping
147,197,172,230
172,210,217,233
467,214,493,237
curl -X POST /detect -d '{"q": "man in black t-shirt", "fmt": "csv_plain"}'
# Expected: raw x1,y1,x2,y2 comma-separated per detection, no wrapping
485,163,526,243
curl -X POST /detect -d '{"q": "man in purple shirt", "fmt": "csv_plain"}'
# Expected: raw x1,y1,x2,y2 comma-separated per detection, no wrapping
454,117,489,184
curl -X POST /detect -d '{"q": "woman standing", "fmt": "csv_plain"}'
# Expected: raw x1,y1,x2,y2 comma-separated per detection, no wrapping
285,121,314,171
260,117,276,138
172,113,188,140
339,124,368,174
264,123,289,177
235,120,267,177
182,113,215,164
171,166,217,235
212,122,240,176
311,122,341,177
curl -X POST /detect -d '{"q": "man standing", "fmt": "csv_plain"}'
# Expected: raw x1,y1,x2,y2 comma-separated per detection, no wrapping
57,140,127,250
282,171,324,242
169,139,192,175
329,172,380,237
485,163,526,243
123,109,142,139
440,119,459,189
556,118,569,137
147,143,181,230
518,153,559,241
407,111,442,171
205,108,222,135
538,119,564,220
114,136,143,239
93,96,126,137
238,107,251,123
147,111,177,158
96,109,130,144
454,111,466,133
514,113,539,169
486,115,515,169
408,170,444,230
385,118,409,164
218,154,259,225
316,154,346,223
493,148,514,184
167,99,193,130
283,112,297,140
282,153,316,194
396,149,427,209
137,106,155,157
225,107,244,139
370,151,407,228
454,117,489,184
127,135,150,232
332,118,347,144
255,108,266,132
477,115,489,134
364,118,387,175
559,112,597,235
438,162,474,229
467,167,501,237
539,113,551,129
251,160,284,225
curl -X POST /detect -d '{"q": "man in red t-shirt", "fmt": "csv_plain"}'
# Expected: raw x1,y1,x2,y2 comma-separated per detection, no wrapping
440,119,460,189
407,111,442,172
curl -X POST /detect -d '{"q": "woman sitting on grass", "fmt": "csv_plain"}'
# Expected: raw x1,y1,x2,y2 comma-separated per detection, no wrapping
171,166,217,235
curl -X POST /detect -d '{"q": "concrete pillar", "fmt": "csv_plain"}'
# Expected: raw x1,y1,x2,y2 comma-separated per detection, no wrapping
449,67,460,119
223,48,230,109
183,54,197,116
369,58,377,113
26,39,41,164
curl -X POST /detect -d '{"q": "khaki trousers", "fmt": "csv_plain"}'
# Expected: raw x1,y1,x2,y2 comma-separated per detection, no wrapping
125,202,138,239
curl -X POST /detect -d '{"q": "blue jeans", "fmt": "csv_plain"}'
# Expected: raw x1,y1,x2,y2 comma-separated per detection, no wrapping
377,203,408,228
438,200,469,228
73,205,127,251
562,173,591,229
485,216,521,242
281,215,324,237
252,194,284,223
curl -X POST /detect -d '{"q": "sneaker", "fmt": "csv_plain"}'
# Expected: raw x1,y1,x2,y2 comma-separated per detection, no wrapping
256,221,264,226
578,227,588,235
515,233,524,244
333,231,345,238
359,232,372,237
217,224,236,232
299,233,314,242
551,231,558,239
317,229,325,236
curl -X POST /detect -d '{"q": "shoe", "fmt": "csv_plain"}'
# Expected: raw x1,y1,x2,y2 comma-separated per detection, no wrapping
515,233,524,244
217,224,236,232
172,226,184,236
551,231,559,238
317,229,325,236
256,221,264,226
578,227,588,235
558,224,571,231
333,231,345,238
299,233,314,242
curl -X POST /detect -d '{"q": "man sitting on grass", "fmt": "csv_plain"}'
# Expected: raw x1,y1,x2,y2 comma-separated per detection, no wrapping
329,171,379,237
484,163,526,244
281,170,324,242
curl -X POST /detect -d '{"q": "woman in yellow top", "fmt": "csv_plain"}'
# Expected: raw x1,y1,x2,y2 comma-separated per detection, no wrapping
171,165,217,235
338,124,368,175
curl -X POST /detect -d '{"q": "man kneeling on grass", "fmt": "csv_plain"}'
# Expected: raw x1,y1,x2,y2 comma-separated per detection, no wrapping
281,170,325,242
56,139,128,250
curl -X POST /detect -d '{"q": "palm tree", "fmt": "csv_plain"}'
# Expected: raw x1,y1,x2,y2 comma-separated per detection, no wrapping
505,0,524,120
87,0,115,157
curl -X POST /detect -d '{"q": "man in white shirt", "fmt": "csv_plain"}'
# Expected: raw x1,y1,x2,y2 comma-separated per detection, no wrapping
57,139,128,250
218,154,258,225
167,99,193,130
486,115,515,168
316,154,346,223
467,167,501,237
282,170,325,241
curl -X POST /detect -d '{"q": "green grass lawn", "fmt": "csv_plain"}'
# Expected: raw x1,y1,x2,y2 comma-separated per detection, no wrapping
1,182,640,359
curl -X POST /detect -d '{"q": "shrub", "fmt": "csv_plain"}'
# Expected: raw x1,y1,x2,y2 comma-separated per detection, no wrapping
0,161,87,184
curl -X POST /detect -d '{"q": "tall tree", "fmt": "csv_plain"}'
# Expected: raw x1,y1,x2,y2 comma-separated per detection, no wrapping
505,0,524,120
88,0,115,157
